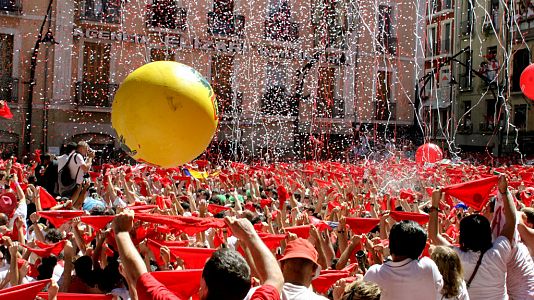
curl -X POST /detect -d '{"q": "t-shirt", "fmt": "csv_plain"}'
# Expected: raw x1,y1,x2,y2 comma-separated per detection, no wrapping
250,285,281,300
136,272,181,300
82,196,106,211
363,257,443,300
282,282,328,300
505,242,534,300
454,236,512,300
437,280,470,300
69,153,86,185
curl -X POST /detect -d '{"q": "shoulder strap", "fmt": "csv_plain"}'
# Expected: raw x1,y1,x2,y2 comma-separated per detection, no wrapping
59,153,74,172
466,250,486,289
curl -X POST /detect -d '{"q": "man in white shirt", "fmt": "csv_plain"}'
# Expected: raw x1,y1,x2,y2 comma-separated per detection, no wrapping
364,220,443,300
279,238,328,300
58,141,94,197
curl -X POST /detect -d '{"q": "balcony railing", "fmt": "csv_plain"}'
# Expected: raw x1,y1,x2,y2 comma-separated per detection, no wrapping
147,5,187,30
0,76,18,103
264,20,299,42
441,38,451,54
79,0,121,23
75,82,118,107
0,0,21,13
460,20,472,35
208,12,245,37
459,73,472,91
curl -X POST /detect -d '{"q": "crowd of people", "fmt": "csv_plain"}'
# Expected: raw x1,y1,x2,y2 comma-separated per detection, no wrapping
0,140,533,300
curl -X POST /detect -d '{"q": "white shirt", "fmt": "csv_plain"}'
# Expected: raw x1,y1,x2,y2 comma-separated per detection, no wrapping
454,236,512,300
283,283,328,300
438,280,470,300
505,242,534,300
364,257,443,300
69,153,86,184
9,200,27,228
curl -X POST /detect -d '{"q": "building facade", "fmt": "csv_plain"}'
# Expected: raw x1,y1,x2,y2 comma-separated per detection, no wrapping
0,0,422,161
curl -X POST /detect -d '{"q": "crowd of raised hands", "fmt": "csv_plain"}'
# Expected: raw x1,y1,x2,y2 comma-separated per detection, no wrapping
0,150,533,300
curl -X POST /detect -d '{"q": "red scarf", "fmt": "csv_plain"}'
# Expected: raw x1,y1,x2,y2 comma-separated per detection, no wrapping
37,293,112,299
0,279,50,299
441,176,499,211
284,225,311,239
345,218,380,234
39,188,58,209
38,211,84,228
312,271,350,294
80,216,114,231
24,240,66,257
150,270,202,299
389,211,429,225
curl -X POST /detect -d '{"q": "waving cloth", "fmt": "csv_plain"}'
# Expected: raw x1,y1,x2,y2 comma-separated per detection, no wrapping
147,239,215,268
389,211,429,225
312,271,350,294
284,225,311,239
23,240,66,257
345,218,380,234
0,279,50,300
38,210,84,228
80,216,114,231
441,176,499,211
207,204,230,215
39,188,58,209
150,269,203,299
135,213,226,235
257,233,286,250
0,101,13,119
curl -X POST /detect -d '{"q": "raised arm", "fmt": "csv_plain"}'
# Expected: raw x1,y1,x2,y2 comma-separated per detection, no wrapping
224,216,284,293
428,190,451,246
498,175,517,243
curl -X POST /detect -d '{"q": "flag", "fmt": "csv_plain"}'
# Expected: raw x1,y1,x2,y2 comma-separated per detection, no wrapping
39,187,57,209
441,176,499,211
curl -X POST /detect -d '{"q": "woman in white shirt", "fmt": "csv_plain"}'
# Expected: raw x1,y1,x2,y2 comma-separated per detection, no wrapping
431,246,469,300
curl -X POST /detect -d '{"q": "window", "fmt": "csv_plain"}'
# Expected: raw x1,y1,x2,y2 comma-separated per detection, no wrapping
79,42,113,107
312,0,347,49
0,0,21,13
150,48,175,61
431,109,449,138
430,0,440,14
316,66,336,118
460,101,472,132
512,48,530,91
80,0,121,23
442,0,452,10
461,1,473,35
265,0,298,42
148,0,187,30
441,22,451,54
208,0,245,36
481,98,499,131
459,50,472,90
211,54,234,115
514,104,527,130
262,62,289,115
427,26,438,57
375,70,395,120
0,33,16,102
377,5,396,55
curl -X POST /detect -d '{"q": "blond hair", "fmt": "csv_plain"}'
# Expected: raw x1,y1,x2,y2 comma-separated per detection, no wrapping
431,246,464,298
342,280,380,300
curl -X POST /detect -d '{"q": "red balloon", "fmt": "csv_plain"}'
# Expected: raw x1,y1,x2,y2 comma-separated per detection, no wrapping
520,64,534,99
415,143,443,166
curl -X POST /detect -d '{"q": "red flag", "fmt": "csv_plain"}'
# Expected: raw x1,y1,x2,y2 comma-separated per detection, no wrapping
150,270,202,299
39,188,57,209
389,211,429,225
80,216,114,231
312,271,350,294
38,210,84,228
284,225,311,239
23,240,66,257
345,218,380,235
441,176,499,211
207,204,230,215
0,101,13,119
0,279,50,299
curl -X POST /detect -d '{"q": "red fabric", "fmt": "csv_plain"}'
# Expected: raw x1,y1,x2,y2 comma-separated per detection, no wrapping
135,213,226,236
0,192,17,217
39,188,58,209
441,176,499,211
80,216,114,231
129,205,158,212
38,210,84,228
345,218,380,234
309,216,331,231
37,292,112,299
0,279,50,300
260,199,273,208
520,188,534,207
24,240,66,257
0,102,13,119
399,189,416,203
314,178,331,188
151,270,202,299
312,271,350,293
389,211,429,225
34,150,41,164
277,185,290,210
136,273,181,300
284,225,310,239
250,285,280,300
167,247,216,269
258,233,286,250
156,196,172,209
207,204,230,215
88,171,100,181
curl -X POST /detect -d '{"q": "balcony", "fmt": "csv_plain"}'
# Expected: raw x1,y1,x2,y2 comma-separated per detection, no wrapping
441,38,451,54
75,82,118,107
208,12,245,37
147,5,187,31
79,0,121,24
460,20,472,36
479,122,495,133
483,18,499,35
459,73,472,91
0,0,21,14
0,76,18,102
264,19,299,42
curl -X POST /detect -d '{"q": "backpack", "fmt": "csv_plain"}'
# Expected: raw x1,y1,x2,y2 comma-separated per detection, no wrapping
58,153,79,187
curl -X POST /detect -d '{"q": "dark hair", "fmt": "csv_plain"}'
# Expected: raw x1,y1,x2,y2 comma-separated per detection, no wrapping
203,248,251,300
45,228,63,243
37,256,58,280
98,260,124,293
74,256,99,287
459,214,492,252
389,220,427,260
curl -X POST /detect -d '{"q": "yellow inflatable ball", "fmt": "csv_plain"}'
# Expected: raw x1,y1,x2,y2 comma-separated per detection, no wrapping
112,61,218,168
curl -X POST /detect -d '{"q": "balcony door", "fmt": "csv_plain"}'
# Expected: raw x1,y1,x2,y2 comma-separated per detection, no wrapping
82,42,111,106
316,66,335,118
0,34,14,102
211,54,234,115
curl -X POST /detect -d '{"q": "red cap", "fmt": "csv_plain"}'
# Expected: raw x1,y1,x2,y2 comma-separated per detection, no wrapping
0,192,17,217
279,238,318,265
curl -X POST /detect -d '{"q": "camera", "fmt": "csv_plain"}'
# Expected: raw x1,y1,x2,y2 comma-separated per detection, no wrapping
356,250,369,272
